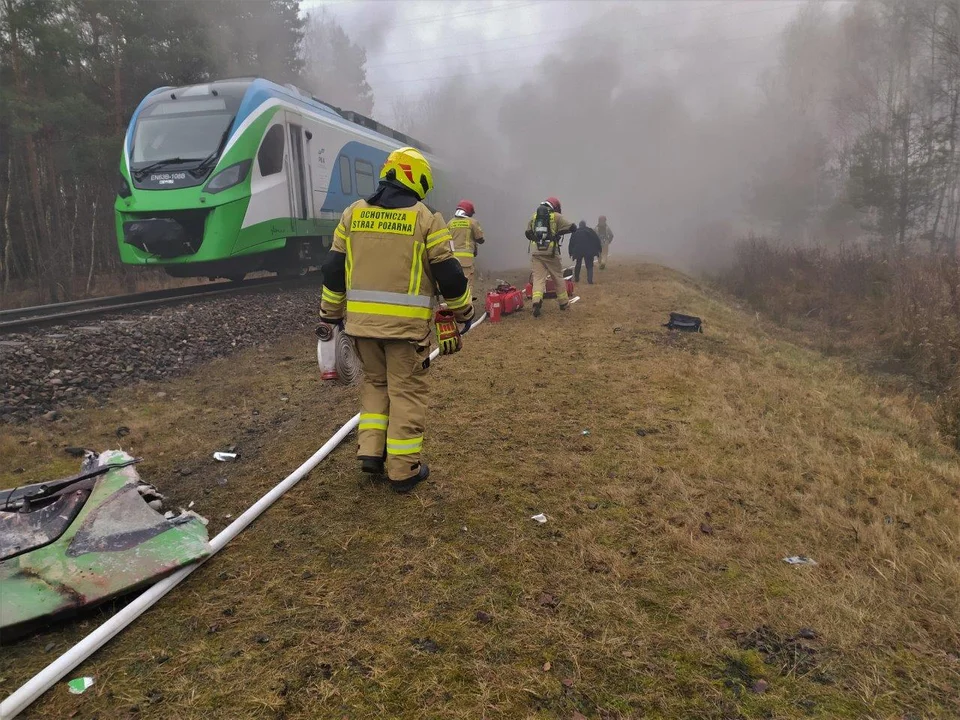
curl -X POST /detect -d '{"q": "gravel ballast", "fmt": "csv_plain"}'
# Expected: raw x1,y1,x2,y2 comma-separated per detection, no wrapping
0,285,320,424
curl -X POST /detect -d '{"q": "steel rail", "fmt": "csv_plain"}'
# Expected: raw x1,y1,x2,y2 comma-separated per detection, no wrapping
0,275,320,334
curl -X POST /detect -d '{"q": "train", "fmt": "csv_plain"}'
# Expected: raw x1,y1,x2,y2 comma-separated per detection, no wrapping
115,78,462,282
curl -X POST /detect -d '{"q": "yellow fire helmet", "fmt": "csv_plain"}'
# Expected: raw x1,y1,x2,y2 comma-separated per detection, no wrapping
380,146,433,199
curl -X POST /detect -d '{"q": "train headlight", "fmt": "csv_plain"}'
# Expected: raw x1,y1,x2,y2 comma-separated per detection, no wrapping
117,172,132,199
204,160,251,194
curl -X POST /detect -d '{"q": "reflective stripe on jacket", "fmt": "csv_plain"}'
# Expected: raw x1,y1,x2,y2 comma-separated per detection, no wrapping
447,216,484,267
322,200,470,340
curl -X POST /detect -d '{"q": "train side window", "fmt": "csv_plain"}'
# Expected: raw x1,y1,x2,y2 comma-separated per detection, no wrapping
355,160,375,196
258,125,285,176
339,156,352,194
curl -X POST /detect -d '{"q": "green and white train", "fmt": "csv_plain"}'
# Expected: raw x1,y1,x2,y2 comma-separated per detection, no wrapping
115,78,458,281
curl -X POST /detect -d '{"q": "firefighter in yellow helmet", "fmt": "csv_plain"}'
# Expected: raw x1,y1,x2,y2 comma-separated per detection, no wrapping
319,147,474,493
525,196,575,317
447,199,484,301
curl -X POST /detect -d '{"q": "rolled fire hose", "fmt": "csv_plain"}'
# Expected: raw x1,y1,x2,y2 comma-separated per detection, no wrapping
316,324,362,386
0,311,487,720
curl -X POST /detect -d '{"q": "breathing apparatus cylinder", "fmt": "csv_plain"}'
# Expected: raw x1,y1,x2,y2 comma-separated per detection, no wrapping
533,205,553,251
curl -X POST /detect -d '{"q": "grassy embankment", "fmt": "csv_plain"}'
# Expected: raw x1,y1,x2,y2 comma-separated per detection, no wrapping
720,238,960,445
1,263,957,719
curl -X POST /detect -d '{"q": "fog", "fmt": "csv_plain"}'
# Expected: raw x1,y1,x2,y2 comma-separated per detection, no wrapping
307,0,958,273
335,0,818,273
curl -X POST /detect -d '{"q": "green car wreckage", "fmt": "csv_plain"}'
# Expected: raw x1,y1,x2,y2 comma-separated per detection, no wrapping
0,450,211,641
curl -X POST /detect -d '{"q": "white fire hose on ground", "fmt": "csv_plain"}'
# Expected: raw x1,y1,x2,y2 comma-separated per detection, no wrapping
0,312,487,720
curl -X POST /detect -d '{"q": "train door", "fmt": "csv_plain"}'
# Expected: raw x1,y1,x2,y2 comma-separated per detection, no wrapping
244,121,288,234
284,112,311,221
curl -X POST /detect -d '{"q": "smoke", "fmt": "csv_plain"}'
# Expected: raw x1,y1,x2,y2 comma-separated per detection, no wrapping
361,0,828,273
308,0,880,274
196,1,304,86
350,1,400,55
301,8,375,114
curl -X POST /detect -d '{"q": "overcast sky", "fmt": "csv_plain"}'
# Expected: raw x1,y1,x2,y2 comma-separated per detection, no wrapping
301,0,835,122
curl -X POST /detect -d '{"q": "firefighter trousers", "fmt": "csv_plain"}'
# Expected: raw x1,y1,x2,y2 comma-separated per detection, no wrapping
600,242,610,268
461,263,476,300
354,337,431,482
531,252,569,305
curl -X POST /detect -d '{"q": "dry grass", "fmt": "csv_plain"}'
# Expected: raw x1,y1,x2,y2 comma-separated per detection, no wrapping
720,238,960,445
1,263,958,719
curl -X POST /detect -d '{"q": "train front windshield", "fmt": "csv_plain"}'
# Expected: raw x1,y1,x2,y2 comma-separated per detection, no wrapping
132,98,234,166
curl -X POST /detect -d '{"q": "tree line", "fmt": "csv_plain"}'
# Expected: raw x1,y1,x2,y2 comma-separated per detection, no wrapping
747,0,959,254
0,0,371,303
2,0,956,304
722,1,960,444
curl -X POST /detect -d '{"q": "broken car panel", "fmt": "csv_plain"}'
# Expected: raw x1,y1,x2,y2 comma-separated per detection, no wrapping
0,450,211,641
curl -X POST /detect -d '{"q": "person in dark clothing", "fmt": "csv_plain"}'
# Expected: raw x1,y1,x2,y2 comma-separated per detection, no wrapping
567,220,603,284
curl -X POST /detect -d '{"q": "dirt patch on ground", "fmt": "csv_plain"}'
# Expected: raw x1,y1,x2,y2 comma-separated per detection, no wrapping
1,263,958,719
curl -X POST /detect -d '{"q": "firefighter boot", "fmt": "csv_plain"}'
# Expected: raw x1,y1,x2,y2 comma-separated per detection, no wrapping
533,301,543,318
360,449,387,476
391,463,430,494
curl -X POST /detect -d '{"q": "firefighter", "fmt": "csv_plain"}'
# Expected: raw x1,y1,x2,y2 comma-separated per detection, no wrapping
319,147,474,493
596,215,614,270
447,199,484,301
525,197,575,317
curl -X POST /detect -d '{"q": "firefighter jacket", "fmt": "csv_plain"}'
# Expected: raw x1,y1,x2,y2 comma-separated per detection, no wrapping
597,223,614,245
320,191,473,341
447,214,485,268
526,211,574,257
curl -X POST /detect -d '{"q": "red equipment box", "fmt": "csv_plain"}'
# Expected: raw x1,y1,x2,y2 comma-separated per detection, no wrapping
485,283,525,322
523,267,576,300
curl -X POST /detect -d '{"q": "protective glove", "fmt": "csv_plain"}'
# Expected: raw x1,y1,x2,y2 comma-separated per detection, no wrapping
434,309,462,355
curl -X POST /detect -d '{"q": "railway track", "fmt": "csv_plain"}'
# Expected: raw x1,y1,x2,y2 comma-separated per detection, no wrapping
0,274,321,334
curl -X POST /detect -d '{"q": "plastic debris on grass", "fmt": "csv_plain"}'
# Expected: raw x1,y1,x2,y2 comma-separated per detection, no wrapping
531,513,547,524
213,452,238,462
783,555,818,565
67,677,95,694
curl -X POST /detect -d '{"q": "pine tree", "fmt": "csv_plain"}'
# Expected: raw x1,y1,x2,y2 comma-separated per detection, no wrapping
300,9,373,114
